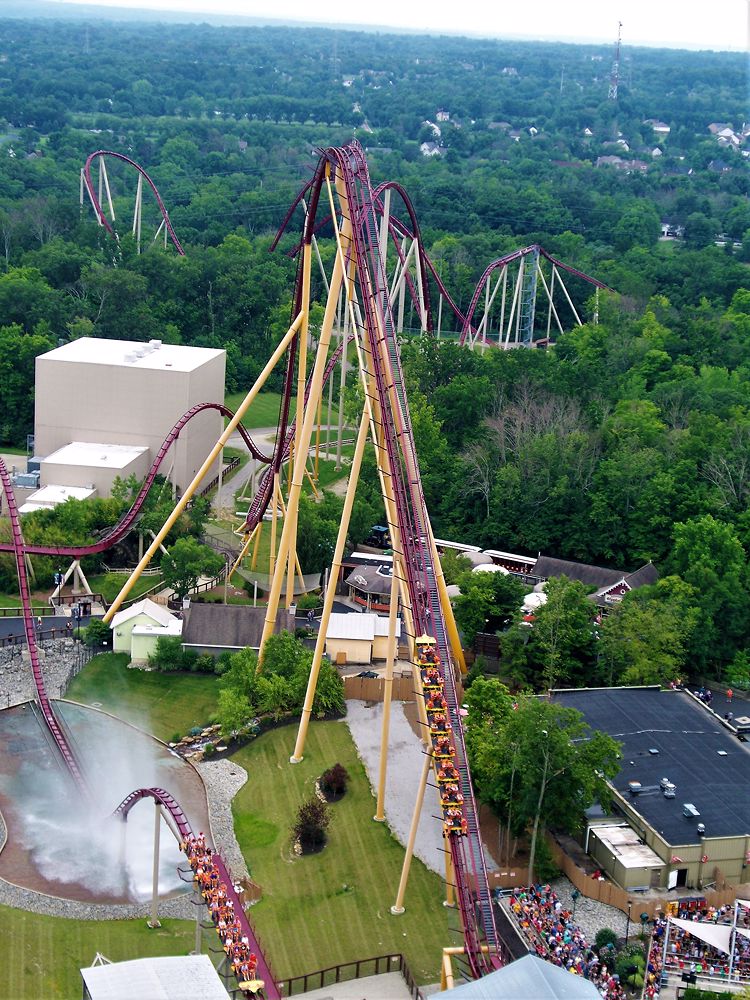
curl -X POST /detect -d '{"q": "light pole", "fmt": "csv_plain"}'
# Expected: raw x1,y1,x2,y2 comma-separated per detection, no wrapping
625,899,632,945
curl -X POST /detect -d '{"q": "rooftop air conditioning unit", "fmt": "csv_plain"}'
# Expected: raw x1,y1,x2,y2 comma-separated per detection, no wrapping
683,803,700,818
628,781,642,795
663,783,675,798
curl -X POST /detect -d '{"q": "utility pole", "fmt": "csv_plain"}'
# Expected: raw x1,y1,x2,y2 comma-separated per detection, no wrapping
608,21,623,101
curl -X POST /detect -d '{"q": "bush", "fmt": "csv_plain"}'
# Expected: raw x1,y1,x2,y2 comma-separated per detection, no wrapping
595,928,618,951
293,797,331,852
83,618,111,648
320,763,349,798
203,742,215,758
296,591,323,612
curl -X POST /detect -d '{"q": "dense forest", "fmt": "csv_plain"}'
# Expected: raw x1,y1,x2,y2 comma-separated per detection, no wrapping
0,13,749,685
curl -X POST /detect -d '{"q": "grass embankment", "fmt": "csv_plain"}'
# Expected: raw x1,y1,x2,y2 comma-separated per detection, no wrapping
0,910,199,1000
224,390,296,430
86,572,162,606
231,720,449,984
65,652,218,742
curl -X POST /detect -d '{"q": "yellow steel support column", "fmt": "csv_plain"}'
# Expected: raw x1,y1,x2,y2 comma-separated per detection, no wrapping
391,747,433,914
258,180,350,666
104,312,305,621
290,403,370,762
250,521,262,571
374,564,400,821
269,472,279,581
444,844,456,908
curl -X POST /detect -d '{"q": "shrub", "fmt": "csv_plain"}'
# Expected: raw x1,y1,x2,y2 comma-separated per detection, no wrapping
203,742,215,758
320,763,349,798
595,928,618,951
83,618,111,648
296,591,323,612
293,797,331,851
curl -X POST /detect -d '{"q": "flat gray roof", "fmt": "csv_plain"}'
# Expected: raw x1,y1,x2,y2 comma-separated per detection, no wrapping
553,688,750,845
42,336,224,373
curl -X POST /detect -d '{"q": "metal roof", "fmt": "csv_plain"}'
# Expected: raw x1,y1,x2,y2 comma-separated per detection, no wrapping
440,955,601,998
80,955,230,1000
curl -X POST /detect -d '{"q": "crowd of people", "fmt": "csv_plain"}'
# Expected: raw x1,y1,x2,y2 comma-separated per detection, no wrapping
646,905,750,996
183,831,262,990
508,884,630,999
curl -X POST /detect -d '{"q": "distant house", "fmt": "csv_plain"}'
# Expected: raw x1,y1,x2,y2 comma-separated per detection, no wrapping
180,603,295,656
708,122,734,135
501,66,518,76
436,109,450,122
421,120,441,138
508,130,522,142
237,140,248,153
419,141,443,157
644,119,671,135
596,155,648,172
110,598,182,663
488,121,513,131
651,147,663,158
583,127,594,137
708,158,733,173
659,220,684,239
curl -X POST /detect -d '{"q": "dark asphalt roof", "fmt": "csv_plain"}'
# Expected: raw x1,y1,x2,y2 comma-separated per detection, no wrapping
553,688,750,846
182,604,294,649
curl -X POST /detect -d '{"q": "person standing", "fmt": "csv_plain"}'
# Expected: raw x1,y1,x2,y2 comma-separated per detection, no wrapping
727,688,733,704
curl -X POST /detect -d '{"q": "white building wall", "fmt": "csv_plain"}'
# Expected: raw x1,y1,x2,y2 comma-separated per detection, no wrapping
34,339,226,495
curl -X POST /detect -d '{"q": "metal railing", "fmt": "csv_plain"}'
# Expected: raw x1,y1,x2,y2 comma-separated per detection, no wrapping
278,953,425,999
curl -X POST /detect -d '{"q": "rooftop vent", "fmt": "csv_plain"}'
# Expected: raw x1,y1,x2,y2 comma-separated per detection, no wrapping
697,823,706,836
660,777,671,788
683,803,700,818
663,783,675,799
648,748,660,755
717,750,728,757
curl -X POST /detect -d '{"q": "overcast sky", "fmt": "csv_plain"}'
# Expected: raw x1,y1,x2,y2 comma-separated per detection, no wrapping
50,0,749,51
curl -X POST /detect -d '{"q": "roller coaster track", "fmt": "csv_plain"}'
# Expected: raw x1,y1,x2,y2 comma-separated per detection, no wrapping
82,150,185,255
0,402,274,560
0,459,90,794
1,451,281,994
308,141,502,978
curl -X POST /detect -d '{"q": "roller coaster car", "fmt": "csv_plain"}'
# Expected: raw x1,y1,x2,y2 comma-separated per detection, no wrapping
421,666,442,688
440,784,464,806
437,764,459,783
443,808,468,837
433,737,456,758
425,696,447,713
429,713,451,734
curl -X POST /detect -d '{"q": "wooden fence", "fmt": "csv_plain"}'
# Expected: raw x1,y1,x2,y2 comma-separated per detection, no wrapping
343,674,417,702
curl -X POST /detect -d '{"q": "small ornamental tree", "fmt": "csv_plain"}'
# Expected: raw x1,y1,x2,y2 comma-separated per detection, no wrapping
320,763,349,799
293,797,330,852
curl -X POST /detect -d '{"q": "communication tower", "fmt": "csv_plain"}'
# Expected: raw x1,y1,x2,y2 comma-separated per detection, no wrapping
608,21,623,100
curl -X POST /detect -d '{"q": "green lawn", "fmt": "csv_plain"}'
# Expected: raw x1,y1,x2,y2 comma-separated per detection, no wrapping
65,653,219,742
0,906,200,1000
86,572,163,606
231,720,450,985
224,390,295,430
0,908,201,1000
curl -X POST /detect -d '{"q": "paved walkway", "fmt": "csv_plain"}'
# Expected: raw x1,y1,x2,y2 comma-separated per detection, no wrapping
345,700,498,877
296,971,414,1000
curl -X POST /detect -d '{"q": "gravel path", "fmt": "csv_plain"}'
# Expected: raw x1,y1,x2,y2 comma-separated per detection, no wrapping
345,700,497,876
549,875,629,940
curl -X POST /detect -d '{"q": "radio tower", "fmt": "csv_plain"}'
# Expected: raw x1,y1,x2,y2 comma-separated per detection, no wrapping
608,21,622,100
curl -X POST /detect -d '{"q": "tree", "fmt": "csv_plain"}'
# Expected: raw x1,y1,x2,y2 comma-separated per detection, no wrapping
465,684,621,883
530,576,597,689
161,537,224,601
598,576,699,686
669,515,749,669
452,569,526,645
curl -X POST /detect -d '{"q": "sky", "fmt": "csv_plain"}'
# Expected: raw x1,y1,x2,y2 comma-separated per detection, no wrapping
48,0,750,52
